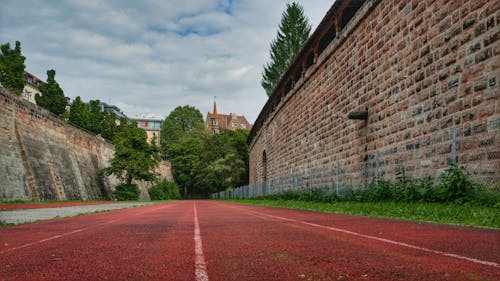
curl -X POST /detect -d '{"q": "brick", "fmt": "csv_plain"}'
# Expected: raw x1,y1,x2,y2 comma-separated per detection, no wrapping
475,48,491,63
483,30,499,46
487,115,500,132
467,41,481,54
463,16,476,30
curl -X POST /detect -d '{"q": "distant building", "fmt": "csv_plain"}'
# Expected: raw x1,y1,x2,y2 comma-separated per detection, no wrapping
131,115,164,145
99,102,129,121
22,71,44,104
205,101,252,134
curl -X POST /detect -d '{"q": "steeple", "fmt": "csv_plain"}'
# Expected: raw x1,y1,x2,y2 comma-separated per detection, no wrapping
213,97,218,116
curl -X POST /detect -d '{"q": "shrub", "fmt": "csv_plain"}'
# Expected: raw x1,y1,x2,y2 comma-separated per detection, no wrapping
114,184,140,201
470,183,500,208
232,164,497,207
148,179,180,200
415,177,436,202
438,164,476,204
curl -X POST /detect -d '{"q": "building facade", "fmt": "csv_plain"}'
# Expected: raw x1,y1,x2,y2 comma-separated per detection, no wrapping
131,115,163,145
205,101,252,134
99,102,129,121
21,71,44,104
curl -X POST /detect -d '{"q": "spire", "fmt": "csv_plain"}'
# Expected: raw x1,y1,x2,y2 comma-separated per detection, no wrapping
213,97,218,116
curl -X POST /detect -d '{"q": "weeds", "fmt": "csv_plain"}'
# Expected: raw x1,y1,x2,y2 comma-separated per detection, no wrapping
238,164,499,208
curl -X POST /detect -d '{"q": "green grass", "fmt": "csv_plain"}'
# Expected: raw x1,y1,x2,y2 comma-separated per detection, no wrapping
228,200,500,229
0,221,15,228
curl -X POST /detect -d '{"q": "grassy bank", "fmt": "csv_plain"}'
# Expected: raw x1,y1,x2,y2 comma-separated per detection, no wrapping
228,200,500,229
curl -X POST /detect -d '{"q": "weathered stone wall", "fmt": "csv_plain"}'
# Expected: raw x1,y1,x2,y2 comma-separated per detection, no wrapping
249,0,499,186
0,87,172,200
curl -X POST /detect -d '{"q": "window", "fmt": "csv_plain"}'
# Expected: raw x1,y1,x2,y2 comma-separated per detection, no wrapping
212,118,218,126
232,122,237,127
241,124,246,129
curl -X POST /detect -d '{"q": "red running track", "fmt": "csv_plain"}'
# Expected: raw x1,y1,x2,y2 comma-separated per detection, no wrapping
1,200,499,280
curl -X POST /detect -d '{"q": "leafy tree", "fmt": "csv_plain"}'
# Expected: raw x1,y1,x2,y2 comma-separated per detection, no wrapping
228,129,250,186
35,69,68,115
169,136,204,197
0,41,26,95
197,152,246,196
101,111,118,141
69,96,90,128
261,2,311,97
102,121,161,185
148,179,181,200
88,99,104,134
160,105,205,158
193,130,249,196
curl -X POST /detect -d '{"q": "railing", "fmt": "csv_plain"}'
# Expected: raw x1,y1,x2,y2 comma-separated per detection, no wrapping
212,128,499,199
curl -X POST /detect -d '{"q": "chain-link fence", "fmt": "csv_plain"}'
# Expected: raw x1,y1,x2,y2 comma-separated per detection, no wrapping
211,128,499,199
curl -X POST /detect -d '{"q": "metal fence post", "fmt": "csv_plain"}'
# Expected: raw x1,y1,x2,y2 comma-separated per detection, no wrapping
335,160,339,195
375,150,380,186
452,128,457,165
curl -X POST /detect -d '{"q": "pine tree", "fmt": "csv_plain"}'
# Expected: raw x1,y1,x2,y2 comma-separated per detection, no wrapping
35,69,68,115
0,41,26,95
261,2,311,97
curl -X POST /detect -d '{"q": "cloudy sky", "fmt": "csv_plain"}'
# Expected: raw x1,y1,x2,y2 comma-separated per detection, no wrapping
1,0,333,122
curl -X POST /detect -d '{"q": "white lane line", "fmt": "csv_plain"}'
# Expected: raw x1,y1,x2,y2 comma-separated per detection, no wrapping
0,203,176,254
0,220,116,254
194,202,209,281
231,206,499,268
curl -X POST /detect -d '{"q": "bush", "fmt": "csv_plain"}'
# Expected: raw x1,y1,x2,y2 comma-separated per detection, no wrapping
114,184,140,201
438,164,477,204
469,183,500,208
148,180,180,200
234,164,497,207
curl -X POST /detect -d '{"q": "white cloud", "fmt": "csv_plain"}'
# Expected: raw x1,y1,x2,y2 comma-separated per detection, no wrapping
0,0,334,122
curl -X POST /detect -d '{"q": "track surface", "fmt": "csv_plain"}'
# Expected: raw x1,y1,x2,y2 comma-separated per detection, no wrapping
1,201,498,280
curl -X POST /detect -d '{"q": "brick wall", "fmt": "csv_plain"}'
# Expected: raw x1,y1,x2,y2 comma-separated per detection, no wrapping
0,87,172,200
249,0,499,187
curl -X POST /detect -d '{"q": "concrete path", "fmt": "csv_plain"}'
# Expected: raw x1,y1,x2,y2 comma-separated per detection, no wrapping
0,202,154,224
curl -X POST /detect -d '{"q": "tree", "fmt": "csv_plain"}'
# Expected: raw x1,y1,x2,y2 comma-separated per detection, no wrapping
101,111,118,141
261,2,311,97
69,96,90,128
87,99,104,134
35,69,68,115
193,130,249,196
102,121,161,185
160,105,205,158
169,136,204,197
0,41,26,95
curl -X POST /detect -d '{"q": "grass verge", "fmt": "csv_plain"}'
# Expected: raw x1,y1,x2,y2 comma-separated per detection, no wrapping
228,200,500,229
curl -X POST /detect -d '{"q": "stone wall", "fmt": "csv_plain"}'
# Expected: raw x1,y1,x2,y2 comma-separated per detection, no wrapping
249,0,499,187
0,87,172,201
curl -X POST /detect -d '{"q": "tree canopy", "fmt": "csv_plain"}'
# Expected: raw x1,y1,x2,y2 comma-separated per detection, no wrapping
102,121,161,185
69,97,119,142
69,96,89,128
160,105,205,158
35,69,68,116
261,2,311,97
0,41,26,95
159,105,249,198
